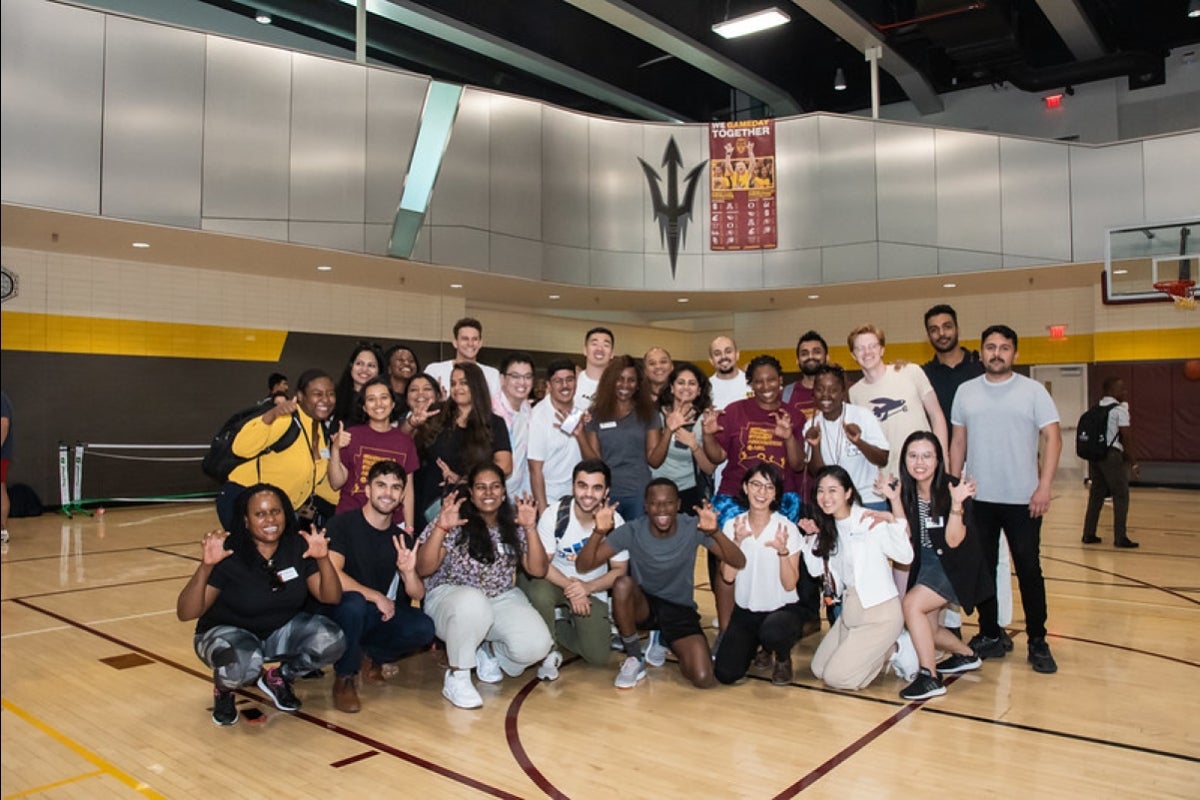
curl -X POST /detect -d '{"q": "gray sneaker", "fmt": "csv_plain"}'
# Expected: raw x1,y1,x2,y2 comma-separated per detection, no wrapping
645,630,668,668
614,656,647,689
537,649,562,681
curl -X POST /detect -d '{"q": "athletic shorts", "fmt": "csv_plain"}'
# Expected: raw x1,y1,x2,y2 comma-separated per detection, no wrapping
641,592,703,645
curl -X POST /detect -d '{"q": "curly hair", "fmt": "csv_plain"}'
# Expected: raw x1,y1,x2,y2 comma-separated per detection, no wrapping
589,354,655,424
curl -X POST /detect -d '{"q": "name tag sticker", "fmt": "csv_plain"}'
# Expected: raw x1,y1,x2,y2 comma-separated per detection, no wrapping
928,517,945,529
277,566,300,582
599,421,618,430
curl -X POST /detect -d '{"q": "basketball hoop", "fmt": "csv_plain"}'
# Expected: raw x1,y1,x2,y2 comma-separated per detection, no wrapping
1153,279,1197,310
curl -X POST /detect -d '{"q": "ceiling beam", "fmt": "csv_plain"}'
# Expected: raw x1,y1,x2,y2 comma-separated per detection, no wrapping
562,0,803,116
1033,0,1106,61
791,0,944,115
362,0,686,122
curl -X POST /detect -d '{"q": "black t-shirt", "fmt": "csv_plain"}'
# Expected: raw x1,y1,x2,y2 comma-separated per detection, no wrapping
414,416,512,523
196,534,317,640
923,350,985,427
326,510,415,600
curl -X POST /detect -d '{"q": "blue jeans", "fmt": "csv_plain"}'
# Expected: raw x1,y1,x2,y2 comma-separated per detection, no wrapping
325,591,435,677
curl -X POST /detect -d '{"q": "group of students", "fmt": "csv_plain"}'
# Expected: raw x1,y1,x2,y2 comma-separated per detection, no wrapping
184,304,1066,723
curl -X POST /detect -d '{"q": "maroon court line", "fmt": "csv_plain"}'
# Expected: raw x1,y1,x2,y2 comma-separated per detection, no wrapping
331,750,380,768
504,665,571,799
14,598,525,800
1043,554,1200,606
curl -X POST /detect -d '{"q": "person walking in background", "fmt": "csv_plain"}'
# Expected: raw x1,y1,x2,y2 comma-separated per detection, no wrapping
1081,377,1139,548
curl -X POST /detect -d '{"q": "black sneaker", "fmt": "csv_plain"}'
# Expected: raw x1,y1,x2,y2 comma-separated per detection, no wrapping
936,652,982,674
257,666,301,711
969,633,1008,660
1027,637,1058,674
899,668,946,701
212,687,238,726
1114,538,1139,549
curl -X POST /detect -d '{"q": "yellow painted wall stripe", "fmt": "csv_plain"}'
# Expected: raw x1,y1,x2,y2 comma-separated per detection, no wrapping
1,312,287,362
1,698,168,799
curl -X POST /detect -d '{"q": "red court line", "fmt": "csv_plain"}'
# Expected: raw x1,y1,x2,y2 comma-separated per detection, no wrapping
331,750,379,768
14,598,525,800
1044,553,1200,606
504,669,570,799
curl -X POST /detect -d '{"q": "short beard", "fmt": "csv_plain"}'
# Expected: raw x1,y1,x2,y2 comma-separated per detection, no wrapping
932,337,959,354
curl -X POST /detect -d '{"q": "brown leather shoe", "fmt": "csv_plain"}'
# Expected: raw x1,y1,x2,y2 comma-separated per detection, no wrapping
772,655,794,686
333,675,361,713
360,655,386,686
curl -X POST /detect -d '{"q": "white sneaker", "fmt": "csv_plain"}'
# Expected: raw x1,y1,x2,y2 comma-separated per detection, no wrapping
614,656,646,689
537,649,562,681
889,629,919,682
475,643,503,684
644,631,667,668
442,669,483,709
0,529,8,543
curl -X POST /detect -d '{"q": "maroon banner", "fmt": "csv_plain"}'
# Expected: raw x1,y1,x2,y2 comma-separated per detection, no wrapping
709,119,777,251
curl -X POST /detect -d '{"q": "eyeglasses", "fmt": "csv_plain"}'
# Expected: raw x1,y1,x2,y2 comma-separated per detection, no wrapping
261,559,284,592
504,372,534,382
746,479,776,492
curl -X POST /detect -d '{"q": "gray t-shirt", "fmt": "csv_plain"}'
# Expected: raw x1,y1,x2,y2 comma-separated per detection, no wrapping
605,515,716,607
585,411,663,499
951,373,1059,504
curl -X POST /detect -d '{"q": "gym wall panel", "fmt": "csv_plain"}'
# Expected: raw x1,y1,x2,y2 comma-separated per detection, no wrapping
588,118,644,257
824,242,879,284
1069,143,1145,262
936,130,1002,255
429,88,490,229
1142,132,1200,223
290,53,366,224
701,251,762,291
489,233,544,281
430,226,490,272
542,244,590,285
875,124,937,248
365,70,428,225
288,221,365,253
489,94,543,241
542,107,590,248
999,138,1071,263
202,218,290,241
590,248,644,289
646,253,704,291
771,116,821,252
101,16,205,228
878,242,939,279
817,116,878,248
1,0,104,213
762,247,821,288
202,36,292,220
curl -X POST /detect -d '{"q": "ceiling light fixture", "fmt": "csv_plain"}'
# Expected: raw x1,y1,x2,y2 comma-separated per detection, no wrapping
255,11,273,24
1189,0,1200,19
548,294,561,300
1113,269,1128,275
316,265,332,271
450,283,463,289
833,68,847,91
712,8,790,39
942,282,957,289
677,297,689,303
131,242,150,249
807,294,820,300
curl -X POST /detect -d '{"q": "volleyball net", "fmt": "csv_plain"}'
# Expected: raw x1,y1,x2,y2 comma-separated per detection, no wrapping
57,442,215,517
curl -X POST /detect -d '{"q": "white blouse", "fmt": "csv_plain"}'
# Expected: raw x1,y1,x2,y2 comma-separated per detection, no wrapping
800,506,913,609
723,511,803,612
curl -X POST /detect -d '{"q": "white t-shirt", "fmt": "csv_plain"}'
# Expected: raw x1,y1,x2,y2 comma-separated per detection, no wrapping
426,360,502,409
527,399,582,504
1099,396,1130,452
849,363,936,479
804,403,890,504
710,370,750,411
723,511,803,612
537,501,627,603
574,370,601,412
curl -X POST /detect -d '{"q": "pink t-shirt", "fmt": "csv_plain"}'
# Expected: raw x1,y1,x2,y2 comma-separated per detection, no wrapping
714,398,805,495
335,425,420,525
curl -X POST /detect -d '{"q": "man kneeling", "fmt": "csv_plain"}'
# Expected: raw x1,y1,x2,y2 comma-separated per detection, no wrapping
577,478,745,689
324,460,435,712
520,459,628,680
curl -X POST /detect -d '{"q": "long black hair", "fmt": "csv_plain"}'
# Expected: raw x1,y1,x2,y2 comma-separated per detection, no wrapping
898,430,952,525
806,465,857,558
229,483,298,566
453,463,521,566
333,343,383,426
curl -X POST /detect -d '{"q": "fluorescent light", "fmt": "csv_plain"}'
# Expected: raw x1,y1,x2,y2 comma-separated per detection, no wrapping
712,8,789,39
807,294,820,300
1189,0,1200,19
548,294,561,300
131,242,150,249
942,282,957,288
677,297,689,303
450,283,463,289
316,265,332,272
255,11,272,24
834,68,847,91
1113,269,1128,275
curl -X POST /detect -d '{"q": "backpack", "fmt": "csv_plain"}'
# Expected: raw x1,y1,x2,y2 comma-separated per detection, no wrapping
9,483,44,517
1075,402,1118,461
201,401,302,481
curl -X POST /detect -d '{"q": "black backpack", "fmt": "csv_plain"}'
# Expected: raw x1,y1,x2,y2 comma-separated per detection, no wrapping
201,401,302,481
1075,402,1118,461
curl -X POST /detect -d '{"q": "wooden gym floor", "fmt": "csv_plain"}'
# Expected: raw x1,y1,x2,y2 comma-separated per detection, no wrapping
2,482,1197,799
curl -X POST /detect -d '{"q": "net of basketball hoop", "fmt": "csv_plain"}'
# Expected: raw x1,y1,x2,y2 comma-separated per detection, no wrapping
1154,279,1197,310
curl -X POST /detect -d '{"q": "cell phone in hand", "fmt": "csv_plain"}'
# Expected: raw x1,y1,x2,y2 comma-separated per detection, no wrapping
559,408,583,435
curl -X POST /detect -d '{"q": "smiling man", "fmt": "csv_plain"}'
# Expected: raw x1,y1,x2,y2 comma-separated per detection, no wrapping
425,317,502,405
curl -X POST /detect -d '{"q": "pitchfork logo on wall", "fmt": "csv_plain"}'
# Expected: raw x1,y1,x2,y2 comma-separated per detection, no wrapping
639,137,707,278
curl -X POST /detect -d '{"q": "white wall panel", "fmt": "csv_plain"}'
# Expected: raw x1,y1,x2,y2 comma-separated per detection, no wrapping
201,218,289,240
1142,132,1200,223
290,54,366,223
430,88,490,229
429,226,489,271
542,107,590,248
763,247,821,287
822,242,878,283
1068,143,1144,261
879,242,938,279
772,117,820,251
489,94,542,240
289,222,364,253
365,70,428,224
818,117,878,247
999,138,1070,262
489,233,542,281
876,124,936,247
702,251,762,291
589,118,644,255
646,253,703,291
102,17,205,228
543,244,590,285
938,249,1002,273
203,37,292,219
590,249,644,289
936,130,1001,254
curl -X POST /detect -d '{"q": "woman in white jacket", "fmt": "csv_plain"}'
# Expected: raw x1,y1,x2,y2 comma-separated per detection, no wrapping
800,465,914,690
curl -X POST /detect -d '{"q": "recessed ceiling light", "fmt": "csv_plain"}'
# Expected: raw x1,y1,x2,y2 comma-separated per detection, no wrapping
450,283,463,289
942,282,957,288
712,8,790,39
131,242,150,249
1113,269,1128,275
548,294,561,300
255,11,272,24
677,297,689,303
316,265,332,271
807,294,820,300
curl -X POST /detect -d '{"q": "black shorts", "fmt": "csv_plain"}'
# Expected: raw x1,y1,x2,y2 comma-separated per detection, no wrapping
641,592,703,646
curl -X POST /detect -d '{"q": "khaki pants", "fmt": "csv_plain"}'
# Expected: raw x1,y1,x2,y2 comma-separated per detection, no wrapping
424,584,553,675
519,574,614,666
811,588,903,690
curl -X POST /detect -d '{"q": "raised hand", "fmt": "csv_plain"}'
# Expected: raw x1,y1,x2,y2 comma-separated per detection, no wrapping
263,397,298,424
331,421,351,451
804,423,821,446
514,492,538,529
771,410,793,440
768,523,789,555
665,406,695,434
843,422,863,445
724,142,734,157
200,530,232,566
732,514,753,544
675,425,699,449
694,499,718,533
798,517,820,536
394,533,417,573
950,476,977,506
874,472,900,503
299,524,330,559
436,494,468,531
408,403,440,428
702,408,725,436
862,510,896,530
594,498,618,532
436,458,460,487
